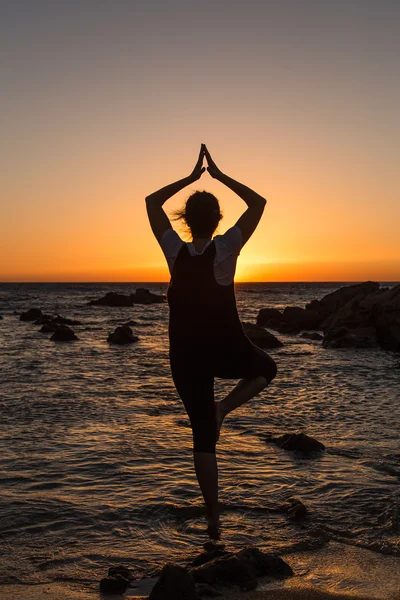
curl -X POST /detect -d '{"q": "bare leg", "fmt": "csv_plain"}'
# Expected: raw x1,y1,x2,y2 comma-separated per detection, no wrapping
215,376,269,439
193,451,219,536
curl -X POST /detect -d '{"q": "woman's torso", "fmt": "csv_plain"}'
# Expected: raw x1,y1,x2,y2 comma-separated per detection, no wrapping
167,238,245,348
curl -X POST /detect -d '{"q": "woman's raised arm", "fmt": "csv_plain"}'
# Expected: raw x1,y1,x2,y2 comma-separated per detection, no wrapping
203,145,266,247
145,145,206,243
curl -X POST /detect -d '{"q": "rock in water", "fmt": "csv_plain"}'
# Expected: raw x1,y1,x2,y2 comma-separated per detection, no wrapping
108,564,136,581
282,497,308,519
89,291,134,307
88,288,165,306
242,322,283,348
40,322,59,333
149,564,197,600
190,547,292,591
322,326,378,349
50,325,79,342
20,308,43,321
300,332,323,340
269,432,325,453
35,314,81,326
99,576,129,594
282,306,322,331
107,325,139,345
190,554,256,591
0,315,3,320
134,287,165,304
256,306,321,334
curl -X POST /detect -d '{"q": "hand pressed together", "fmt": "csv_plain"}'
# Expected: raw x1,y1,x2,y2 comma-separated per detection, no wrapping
188,143,223,182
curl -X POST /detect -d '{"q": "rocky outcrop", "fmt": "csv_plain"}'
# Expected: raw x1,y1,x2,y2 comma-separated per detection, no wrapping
50,325,79,342
0,315,3,320
107,324,139,344
268,432,325,453
256,282,400,352
20,308,43,321
149,564,197,600
306,281,380,319
242,322,283,348
88,288,165,307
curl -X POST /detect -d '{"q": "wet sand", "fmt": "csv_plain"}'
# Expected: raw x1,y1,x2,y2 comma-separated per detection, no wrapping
1,542,399,600
221,590,379,600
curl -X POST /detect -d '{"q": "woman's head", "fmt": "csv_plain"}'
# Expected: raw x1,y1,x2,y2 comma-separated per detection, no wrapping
172,191,223,238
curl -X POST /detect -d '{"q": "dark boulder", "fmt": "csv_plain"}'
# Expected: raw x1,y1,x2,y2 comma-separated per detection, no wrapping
89,292,134,307
35,314,81,326
256,306,321,334
269,432,325,453
134,287,165,304
99,576,129,594
235,547,293,579
282,497,307,520
320,294,370,333
40,322,59,334
0,315,3,320
190,553,256,591
190,547,292,591
149,564,197,600
107,325,139,345
256,308,285,329
50,325,79,342
300,332,323,341
242,322,283,348
322,326,378,349
374,311,400,352
108,564,136,581
20,308,43,321
189,545,229,568
282,306,322,331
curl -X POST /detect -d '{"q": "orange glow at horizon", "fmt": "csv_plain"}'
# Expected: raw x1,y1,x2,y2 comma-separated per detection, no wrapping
1,2,399,283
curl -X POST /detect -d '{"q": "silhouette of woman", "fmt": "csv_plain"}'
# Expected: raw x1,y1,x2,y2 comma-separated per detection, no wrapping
145,144,277,537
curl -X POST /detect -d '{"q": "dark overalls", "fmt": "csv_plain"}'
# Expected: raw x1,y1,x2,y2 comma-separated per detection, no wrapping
167,240,277,454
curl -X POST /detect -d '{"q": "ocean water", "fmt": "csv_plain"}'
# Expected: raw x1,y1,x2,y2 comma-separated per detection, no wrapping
0,282,399,591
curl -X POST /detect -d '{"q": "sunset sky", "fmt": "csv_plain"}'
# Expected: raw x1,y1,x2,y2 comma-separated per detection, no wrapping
1,0,399,282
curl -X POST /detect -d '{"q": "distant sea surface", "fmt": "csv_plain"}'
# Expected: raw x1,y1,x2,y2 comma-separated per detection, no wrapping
0,282,399,590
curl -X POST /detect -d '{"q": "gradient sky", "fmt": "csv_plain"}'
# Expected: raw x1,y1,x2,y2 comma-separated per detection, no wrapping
1,0,399,282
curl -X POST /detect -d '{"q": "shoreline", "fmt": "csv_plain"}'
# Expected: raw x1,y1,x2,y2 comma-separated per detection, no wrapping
0,542,399,600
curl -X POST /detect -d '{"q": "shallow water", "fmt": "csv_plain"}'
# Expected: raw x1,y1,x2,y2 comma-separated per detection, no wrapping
0,282,399,590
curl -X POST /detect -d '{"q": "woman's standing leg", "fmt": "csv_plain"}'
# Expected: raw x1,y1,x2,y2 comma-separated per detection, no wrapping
170,350,220,535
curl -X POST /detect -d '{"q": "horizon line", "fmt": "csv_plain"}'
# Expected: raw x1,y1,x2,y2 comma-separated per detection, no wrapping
0,280,399,285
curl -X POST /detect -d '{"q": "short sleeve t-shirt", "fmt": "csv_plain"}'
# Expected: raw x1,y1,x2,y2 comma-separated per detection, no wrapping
160,226,243,286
